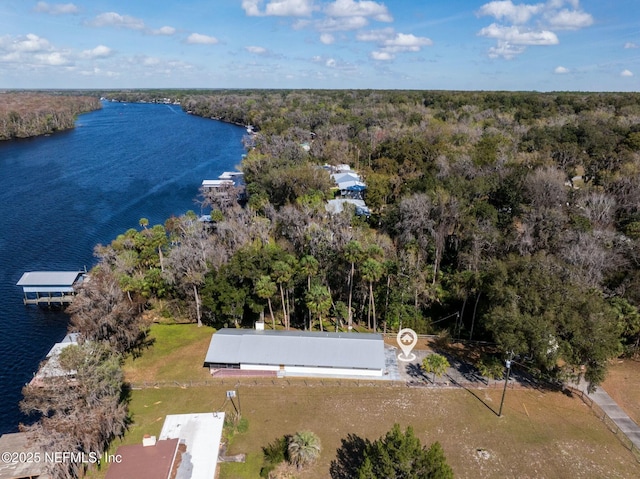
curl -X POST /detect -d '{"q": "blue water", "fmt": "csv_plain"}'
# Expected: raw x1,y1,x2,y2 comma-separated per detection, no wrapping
0,101,245,434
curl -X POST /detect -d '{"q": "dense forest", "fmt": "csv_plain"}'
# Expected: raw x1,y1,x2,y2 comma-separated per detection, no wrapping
86,89,640,389
0,92,100,140
21,88,640,477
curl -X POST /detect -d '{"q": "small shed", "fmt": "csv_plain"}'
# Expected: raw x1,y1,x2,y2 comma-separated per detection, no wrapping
204,329,385,378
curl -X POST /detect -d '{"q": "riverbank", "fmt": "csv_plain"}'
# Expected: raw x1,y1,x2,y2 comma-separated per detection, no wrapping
0,100,245,435
0,92,101,140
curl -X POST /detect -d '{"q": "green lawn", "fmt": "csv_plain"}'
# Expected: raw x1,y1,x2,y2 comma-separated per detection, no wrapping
123,323,215,383
106,383,640,479
92,324,640,479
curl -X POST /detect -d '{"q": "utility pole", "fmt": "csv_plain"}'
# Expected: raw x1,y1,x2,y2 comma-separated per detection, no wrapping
226,390,239,418
498,353,513,417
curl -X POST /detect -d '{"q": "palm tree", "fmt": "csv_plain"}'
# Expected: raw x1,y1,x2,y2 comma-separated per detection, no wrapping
272,259,294,329
361,257,383,332
298,255,318,330
305,283,331,332
255,275,277,329
288,431,321,470
422,353,450,383
343,240,362,330
138,217,149,229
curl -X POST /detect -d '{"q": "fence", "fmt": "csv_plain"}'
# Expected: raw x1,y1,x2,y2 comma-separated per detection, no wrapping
566,386,640,463
128,377,408,390
129,375,525,391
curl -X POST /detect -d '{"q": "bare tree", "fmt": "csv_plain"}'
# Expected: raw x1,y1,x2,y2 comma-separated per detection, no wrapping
68,268,146,353
524,167,568,209
577,191,617,230
163,216,213,326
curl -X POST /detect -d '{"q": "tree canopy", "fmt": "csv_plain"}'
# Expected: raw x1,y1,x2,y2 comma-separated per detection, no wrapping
331,424,453,479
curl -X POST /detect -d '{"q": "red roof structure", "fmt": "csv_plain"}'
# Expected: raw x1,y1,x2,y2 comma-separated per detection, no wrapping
104,438,179,479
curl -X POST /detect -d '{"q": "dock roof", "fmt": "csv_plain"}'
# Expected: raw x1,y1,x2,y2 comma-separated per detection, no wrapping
201,179,234,188
17,271,82,287
17,271,83,293
204,329,385,371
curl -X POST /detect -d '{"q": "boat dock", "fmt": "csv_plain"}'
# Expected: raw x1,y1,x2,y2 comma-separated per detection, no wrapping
16,270,86,305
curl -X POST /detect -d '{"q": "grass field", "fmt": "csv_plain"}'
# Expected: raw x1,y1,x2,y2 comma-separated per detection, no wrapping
119,383,640,479
102,324,640,478
123,323,215,383
602,358,640,425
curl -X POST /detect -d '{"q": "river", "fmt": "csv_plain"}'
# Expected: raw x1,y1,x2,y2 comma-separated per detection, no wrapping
0,101,246,434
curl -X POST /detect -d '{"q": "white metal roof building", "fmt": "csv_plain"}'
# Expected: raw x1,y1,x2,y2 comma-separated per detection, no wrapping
204,329,386,378
159,413,225,479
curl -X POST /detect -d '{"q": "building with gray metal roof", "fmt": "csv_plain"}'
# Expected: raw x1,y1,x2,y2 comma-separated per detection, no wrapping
204,328,385,378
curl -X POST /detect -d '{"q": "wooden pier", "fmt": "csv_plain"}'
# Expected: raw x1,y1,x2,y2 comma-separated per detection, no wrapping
17,270,86,305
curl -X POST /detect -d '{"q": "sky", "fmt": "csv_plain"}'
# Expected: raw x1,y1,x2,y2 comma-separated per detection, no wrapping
0,0,638,91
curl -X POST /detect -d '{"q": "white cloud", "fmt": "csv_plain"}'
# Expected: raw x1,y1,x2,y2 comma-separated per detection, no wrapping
151,26,176,36
326,58,337,67
359,30,432,59
241,0,262,16
545,8,593,30
0,34,72,67
324,0,393,22
90,12,145,30
33,2,78,15
34,51,69,65
370,50,393,61
477,1,543,24
357,27,394,42
81,45,112,59
310,16,369,31
621,69,633,77
382,33,433,52
186,33,219,44
477,0,594,59
242,0,315,17
142,57,161,66
246,45,267,54
479,23,558,45
320,33,335,44
554,65,569,73
9,33,53,52
624,42,639,49
487,41,525,59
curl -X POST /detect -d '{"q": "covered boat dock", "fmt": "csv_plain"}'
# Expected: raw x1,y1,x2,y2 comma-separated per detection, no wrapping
17,270,85,305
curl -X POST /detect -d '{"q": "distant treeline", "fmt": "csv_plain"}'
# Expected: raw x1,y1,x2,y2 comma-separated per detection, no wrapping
0,92,101,140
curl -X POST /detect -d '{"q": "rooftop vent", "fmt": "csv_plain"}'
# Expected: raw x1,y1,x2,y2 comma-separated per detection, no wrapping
142,434,157,447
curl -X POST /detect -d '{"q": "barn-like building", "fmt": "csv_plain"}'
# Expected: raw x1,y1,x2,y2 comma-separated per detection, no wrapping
204,328,386,378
